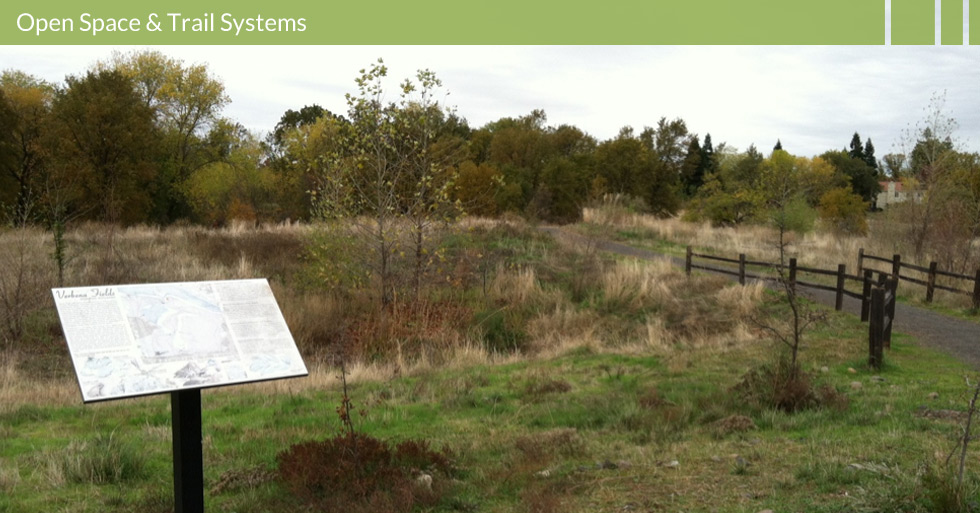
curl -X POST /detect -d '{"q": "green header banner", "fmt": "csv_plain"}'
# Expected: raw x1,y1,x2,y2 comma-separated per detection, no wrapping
0,0,896,45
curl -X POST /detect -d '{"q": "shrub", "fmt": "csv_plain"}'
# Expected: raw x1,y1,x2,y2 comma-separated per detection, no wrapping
818,186,869,236
734,360,848,413
277,434,454,513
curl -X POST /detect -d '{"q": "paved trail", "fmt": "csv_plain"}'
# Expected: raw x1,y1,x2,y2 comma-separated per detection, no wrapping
543,227,980,369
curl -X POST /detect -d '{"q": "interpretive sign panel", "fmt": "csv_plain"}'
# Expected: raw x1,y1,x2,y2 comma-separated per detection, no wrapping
52,279,307,403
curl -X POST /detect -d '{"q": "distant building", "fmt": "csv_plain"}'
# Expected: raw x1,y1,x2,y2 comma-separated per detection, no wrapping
875,180,923,209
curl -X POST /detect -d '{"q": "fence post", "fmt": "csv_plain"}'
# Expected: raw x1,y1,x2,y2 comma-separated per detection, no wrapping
685,246,692,276
739,254,746,285
884,276,897,349
835,264,846,311
788,258,797,292
869,286,884,370
857,248,864,275
892,254,901,284
861,269,872,322
926,261,938,303
973,269,980,310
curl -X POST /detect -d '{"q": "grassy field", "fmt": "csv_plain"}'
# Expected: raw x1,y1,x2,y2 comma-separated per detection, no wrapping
2,218,980,512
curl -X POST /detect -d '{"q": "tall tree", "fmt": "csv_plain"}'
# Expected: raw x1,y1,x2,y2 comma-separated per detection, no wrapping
863,138,877,169
184,124,273,225
680,135,703,196
596,126,680,216
0,88,21,223
52,69,159,224
899,92,962,261
106,50,230,222
312,59,460,305
700,133,715,174
531,124,594,223
848,132,865,161
909,126,955,184
272,104,328,145
643,117,688,176
882,153,906,179
819,150,879,206
0,71,54,226
274,113,347,220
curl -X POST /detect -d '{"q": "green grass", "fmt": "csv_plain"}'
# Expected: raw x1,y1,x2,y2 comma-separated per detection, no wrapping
4,220,980,511
611,227,690,257
3,316,978,512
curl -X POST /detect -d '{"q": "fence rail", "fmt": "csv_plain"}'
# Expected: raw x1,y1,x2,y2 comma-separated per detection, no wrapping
685,246,897,369
857,249,980,307
686,248,869,313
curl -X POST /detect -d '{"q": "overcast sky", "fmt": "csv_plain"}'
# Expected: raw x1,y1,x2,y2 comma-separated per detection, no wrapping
1,45,978,158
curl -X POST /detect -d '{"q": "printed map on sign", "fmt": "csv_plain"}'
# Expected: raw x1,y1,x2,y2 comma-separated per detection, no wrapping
52,279,307,403
120,283,236,363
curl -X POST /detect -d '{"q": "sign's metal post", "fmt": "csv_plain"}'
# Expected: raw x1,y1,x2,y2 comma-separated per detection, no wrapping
52,279,309,513
172,389,204,513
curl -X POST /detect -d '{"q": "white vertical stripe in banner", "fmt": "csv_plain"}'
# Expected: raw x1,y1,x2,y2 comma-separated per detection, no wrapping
886,0,892,44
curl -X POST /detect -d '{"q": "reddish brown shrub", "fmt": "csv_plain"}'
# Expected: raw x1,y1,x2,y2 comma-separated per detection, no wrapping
343,300,472,361
277,434,453,513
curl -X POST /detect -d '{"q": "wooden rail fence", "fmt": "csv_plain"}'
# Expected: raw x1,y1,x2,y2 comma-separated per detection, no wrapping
868,275,897,370
857,249,980,308
685,246,879,315
685,246,897,369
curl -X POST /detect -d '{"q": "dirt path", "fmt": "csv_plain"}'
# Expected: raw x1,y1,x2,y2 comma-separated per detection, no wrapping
543,227,980,369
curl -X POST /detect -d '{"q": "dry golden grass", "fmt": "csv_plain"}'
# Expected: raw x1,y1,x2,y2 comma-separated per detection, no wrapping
599,258,678,309
0,460,20,492
583,208,980,311
584,208,876,269
0,216,770,414
0,228,57,346
0,354,77,412
716,281,766,318
487,264,563,311
528,306,601,357
223,338,513,400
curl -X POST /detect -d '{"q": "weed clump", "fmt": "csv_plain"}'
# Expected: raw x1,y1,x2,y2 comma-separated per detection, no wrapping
714,414,757,437
921,463,980,513
277,435,454,513
523,378,572,399
473,308,528,354
58,432,147,485
514,428,586,463
734,360,848,413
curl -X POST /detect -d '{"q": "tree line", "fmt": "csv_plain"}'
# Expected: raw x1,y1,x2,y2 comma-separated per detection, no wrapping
2,52,979,240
